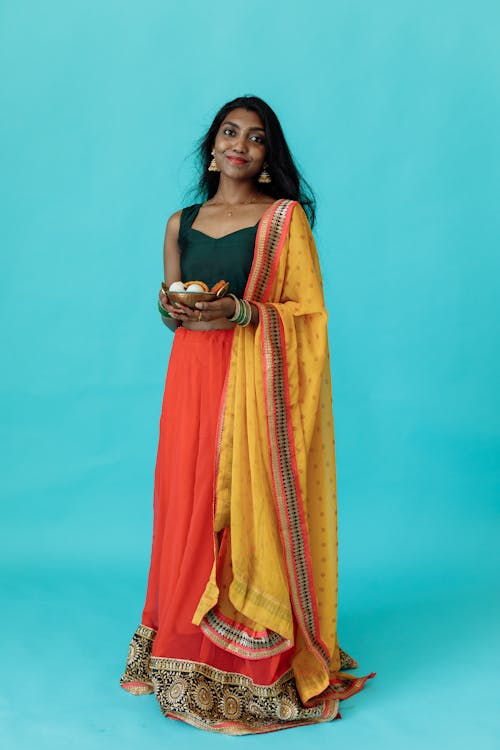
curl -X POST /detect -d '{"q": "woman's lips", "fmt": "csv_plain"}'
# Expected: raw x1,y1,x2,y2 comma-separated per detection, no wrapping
226,156,248,165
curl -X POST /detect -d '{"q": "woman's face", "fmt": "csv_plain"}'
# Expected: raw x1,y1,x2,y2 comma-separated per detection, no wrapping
212,108,267,181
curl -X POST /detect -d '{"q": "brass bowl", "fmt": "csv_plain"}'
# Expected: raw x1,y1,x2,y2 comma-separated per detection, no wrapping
162,281,230,309
166,290,218,309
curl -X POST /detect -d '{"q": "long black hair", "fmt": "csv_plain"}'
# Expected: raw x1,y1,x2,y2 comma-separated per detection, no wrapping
190,95,317,227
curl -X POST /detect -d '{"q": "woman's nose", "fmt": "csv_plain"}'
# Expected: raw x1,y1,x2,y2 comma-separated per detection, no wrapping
232,135,248,153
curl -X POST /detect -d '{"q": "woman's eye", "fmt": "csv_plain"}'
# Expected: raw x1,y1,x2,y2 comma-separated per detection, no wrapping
223,128,235,136
251,135,265,144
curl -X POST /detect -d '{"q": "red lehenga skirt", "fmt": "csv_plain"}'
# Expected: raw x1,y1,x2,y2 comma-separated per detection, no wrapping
120,328,372,735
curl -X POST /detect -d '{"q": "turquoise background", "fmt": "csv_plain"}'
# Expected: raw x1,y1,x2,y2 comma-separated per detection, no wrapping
1,0,499,747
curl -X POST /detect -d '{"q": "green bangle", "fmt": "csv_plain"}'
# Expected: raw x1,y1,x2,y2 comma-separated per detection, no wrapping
158,300,172,318
228,295,252,326
227,294,241,322
240,299,252,327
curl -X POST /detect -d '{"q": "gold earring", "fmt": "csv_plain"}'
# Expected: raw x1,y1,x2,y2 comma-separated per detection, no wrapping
208,150,219,172
258,162,271,183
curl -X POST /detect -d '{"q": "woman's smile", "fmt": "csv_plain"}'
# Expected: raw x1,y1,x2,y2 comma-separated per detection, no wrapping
226,155,249,165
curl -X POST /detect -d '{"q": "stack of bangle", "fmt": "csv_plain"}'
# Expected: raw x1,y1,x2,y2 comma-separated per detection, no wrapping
158,300,172,318
227,294,252,326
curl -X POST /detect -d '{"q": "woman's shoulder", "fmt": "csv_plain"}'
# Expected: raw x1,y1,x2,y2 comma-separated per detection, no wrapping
166,208,182,226
165,203,201,229
290,200,312,226
273,199,310,225
259,199,311,233
274,197,307,213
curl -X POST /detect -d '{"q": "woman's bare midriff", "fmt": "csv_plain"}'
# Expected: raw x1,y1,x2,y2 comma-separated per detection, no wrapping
181,318,236,331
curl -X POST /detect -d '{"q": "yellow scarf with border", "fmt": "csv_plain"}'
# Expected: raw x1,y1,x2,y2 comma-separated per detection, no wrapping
192,199,342,704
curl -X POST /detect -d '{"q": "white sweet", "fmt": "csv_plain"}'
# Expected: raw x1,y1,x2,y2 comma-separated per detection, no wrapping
186,283,204,293
169,281,186,291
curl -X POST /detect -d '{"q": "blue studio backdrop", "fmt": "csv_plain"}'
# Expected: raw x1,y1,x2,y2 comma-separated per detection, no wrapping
1,1,499,748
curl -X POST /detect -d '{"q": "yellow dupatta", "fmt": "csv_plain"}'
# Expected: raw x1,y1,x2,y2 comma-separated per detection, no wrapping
192,199,355,704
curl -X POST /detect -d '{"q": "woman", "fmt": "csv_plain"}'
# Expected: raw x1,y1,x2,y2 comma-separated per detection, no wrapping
120,95,374,734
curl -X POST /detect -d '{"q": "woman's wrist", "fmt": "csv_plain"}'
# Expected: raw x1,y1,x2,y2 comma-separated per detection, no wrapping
226,294,237,319
249,302,258,325
227,294,252,326
158,295,181,329
158,300,172,318
226,294,239,321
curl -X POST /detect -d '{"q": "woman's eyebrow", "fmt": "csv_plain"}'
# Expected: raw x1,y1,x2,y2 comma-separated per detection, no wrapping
222,120,266,132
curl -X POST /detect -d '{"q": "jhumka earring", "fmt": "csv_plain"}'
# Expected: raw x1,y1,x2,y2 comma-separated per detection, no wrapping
208,150,219,172
258,162,271,183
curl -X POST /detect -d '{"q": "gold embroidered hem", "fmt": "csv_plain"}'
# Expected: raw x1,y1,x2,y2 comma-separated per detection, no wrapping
120,624,368,732
120,624,156,695
149,657,339,735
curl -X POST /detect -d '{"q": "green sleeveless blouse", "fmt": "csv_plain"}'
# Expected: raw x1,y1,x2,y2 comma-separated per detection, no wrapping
178,204,258,299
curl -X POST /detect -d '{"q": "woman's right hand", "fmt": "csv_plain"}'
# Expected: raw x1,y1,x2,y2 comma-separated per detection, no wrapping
158,288,183,323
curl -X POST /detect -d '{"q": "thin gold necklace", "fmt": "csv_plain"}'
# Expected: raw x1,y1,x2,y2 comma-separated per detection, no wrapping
207,195,260,217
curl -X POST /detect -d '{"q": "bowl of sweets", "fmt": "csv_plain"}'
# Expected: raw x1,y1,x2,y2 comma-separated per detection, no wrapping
161,279,230,309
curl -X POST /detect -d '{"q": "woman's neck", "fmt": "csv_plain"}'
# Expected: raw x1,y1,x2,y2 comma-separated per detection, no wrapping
209,177,263,206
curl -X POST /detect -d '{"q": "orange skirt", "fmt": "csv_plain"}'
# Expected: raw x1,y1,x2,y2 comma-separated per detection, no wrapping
120,328,372,734
143,327,291,677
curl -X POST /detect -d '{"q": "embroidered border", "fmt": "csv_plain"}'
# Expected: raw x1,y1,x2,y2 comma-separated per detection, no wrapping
339,648,359,670
136,624,156,640
120,623,157,694
328,672,376,702
244,199,297,302
258,304,330,669
200,607,292,659
149,657,339,735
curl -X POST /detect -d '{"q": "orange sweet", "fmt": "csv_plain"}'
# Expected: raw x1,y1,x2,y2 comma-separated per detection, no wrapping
210,279,228,294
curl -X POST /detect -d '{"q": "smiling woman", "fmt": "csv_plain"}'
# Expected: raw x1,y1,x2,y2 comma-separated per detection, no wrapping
120,95,375,734
215,112,266,166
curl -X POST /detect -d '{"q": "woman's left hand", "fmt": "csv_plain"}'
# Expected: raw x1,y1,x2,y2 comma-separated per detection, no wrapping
172,296,236,322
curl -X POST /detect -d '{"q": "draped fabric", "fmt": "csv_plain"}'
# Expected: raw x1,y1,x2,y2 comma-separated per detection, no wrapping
192,199,369,705
120,199,374,734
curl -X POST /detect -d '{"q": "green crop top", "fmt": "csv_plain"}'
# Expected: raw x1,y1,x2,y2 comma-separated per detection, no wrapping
178,204,258,299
